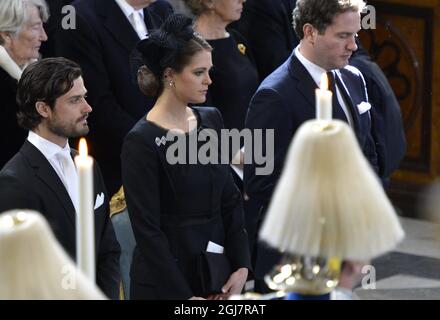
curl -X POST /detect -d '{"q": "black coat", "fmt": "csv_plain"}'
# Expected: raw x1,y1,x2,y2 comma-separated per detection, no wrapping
121,107,251,299
204,29,259,131
0,68,27,169
231,0,297,80
349,51,406,183
40,0,74,58
55,0,173,196
0,141,121,299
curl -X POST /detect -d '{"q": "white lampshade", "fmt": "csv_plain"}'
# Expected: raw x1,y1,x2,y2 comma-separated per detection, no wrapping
0,209,105,299
259,120,404,260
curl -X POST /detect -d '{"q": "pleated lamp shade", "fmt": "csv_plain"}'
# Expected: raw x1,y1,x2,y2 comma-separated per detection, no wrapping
259,120,404,261
0,210,106,299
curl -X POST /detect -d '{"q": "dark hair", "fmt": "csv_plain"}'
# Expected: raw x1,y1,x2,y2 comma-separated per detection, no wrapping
293,0,366,39
16,57,82,130
136,14,212,97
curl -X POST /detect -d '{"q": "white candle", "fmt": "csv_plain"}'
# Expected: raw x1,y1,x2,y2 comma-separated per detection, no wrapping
74,138,95,283
315,73,333,120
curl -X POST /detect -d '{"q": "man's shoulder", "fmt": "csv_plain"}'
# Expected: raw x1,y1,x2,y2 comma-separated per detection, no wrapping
71,0,95,12
68,0,103,26
341,65,364,80
244,0,281,18
0,153,33,181
70,0,116,19
261,59,293,87
0,159,33,202
148,0,174,19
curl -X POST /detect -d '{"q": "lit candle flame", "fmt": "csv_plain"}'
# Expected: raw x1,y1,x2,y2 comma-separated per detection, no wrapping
320,73,329,91
79,138,88,157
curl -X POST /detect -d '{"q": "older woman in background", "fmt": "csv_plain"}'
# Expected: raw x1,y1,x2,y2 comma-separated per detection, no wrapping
0,0,48,168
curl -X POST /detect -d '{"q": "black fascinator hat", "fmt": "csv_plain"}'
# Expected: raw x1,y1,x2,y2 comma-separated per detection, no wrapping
137,14,195,77
130,13,211,96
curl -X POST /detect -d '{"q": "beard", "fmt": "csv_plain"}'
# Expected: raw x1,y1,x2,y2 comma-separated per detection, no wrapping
48,118,89,139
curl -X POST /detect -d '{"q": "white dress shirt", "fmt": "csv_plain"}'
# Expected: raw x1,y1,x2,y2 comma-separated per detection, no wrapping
114,0,148,40
27,131,79,213
295,45,354,127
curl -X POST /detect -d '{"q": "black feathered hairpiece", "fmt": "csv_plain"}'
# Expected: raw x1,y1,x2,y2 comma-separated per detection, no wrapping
131,14,195,81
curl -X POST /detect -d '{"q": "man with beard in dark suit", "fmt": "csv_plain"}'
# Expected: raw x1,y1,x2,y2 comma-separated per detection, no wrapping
55,0,173,196
0,58,121,299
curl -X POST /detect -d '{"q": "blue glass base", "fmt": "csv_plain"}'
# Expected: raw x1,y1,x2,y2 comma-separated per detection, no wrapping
285,292,331,300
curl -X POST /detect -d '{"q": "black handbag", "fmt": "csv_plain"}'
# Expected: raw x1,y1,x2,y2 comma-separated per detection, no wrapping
198,251,231,295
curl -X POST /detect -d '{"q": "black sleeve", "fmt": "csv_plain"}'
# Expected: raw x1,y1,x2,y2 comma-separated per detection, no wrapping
148,0,174,18
356,72,380,175
121,130,193,299
221,171,252,272
363,119,380,175
244,88,294,206
94,164,121,300
210,108,252,272
350,54,406,180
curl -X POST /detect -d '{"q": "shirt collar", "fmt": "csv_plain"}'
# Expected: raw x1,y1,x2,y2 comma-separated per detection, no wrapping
27,131,70,160
295,45,330,87
0,45,23,80
114,0,144,20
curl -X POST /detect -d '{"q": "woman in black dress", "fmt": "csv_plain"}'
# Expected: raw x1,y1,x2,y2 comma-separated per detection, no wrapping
121,14,251,300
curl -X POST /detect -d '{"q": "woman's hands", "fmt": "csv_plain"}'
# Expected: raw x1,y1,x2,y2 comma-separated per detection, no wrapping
207,267,248,300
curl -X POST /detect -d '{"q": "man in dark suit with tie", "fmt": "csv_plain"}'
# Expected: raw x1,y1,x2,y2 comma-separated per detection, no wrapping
0,58,121,299
244,0,379,292
235,0,406,185
55,0,173,196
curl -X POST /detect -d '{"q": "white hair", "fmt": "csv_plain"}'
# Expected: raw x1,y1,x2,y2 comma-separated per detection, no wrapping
0,0,49,43
260,120,404,261
0,210,106,300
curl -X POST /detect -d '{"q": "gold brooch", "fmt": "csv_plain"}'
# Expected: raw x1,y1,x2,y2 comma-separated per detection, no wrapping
237,43,246,55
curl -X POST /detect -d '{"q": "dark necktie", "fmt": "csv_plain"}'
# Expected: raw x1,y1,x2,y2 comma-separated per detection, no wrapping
326,71,349,123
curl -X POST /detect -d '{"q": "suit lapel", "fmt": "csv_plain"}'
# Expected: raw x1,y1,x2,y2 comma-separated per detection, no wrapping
335,72,361,135
288,54,317,111
98,0,140,53
21,141,76,225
